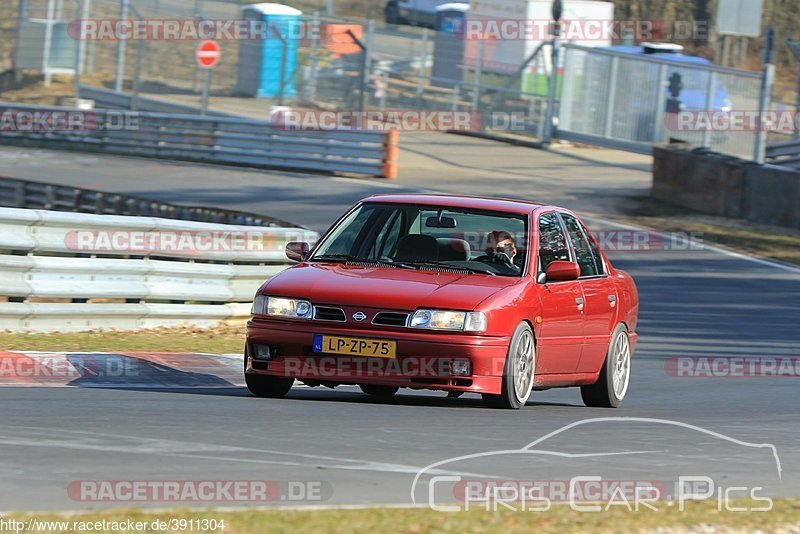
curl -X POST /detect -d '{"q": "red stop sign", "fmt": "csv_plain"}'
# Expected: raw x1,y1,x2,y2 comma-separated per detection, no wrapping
196,40,221,68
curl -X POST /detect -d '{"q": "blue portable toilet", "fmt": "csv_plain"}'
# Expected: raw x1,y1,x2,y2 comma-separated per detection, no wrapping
237,3,302,99
432,3,469,87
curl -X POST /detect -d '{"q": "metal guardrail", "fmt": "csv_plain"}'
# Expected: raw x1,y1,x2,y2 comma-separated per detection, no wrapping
766,140,800,169
79,86,232,116
0,175,300,228
0,207,319,332
0,102,396,178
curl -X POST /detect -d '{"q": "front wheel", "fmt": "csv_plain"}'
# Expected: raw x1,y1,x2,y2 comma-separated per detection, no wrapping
244,350,294,398
482,322,535,409
245,373,294,398
581,324,631,408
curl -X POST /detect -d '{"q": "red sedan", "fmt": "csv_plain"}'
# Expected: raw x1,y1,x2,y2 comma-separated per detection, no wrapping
245,194,639,409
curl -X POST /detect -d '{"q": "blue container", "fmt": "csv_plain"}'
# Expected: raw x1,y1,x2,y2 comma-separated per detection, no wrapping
432,3,469,87
237,3,302,99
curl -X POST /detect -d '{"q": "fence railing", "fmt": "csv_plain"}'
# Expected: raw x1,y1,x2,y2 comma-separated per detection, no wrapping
765,140,800,169
0,206,318,332
0,102,396,177
78,86,231,116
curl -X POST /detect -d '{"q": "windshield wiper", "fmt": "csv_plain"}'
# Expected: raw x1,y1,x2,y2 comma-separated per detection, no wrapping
311,254,417,270
405,261,497,276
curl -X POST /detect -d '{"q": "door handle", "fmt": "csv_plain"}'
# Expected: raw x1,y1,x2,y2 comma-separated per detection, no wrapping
576,297,585,312
608,295,617,308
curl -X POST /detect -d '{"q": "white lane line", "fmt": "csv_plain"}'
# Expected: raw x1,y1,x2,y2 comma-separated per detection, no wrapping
0,427,489,478
586,214,800,274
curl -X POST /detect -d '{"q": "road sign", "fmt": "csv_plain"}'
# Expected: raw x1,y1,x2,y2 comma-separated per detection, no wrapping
716,0,763,37
196,40,221,69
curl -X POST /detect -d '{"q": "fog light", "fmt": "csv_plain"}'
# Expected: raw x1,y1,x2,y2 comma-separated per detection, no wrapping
253,344,278,361
450,359,471,376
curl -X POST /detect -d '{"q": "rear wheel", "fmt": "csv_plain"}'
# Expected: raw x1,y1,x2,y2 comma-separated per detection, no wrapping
482,322,535,409
360,384,399,398
581,324,631,408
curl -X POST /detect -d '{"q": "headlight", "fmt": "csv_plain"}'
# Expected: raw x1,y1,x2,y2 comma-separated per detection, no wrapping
252,295,313,319
409,309,487,332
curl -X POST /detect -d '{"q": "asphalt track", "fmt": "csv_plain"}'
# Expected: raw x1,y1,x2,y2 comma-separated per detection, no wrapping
0,138,799,511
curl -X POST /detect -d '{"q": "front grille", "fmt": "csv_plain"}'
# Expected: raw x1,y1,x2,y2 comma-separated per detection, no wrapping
313,306,346,322
372,312,409,327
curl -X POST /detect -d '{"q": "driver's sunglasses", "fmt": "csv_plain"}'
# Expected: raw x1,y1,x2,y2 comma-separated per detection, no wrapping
495,242,515,253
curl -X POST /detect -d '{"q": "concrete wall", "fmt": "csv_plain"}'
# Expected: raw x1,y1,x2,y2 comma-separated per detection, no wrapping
653,145,800,229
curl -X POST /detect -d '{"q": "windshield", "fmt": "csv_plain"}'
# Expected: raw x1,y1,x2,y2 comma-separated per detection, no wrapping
310,203,529,277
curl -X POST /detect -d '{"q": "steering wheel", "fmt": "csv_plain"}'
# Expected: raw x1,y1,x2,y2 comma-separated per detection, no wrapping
475,251,514,266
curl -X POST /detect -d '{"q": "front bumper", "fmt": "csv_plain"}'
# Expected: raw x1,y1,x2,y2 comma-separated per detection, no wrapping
246,317,510,394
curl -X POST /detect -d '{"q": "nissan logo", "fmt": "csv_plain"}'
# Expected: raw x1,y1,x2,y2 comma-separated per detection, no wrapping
352,312,367,322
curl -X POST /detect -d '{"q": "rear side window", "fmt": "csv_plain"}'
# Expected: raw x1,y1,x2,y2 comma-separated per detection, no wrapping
560,214,604,277
537,213,570,271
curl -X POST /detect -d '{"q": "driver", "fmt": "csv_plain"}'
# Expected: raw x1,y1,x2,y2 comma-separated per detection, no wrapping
486,230,519,270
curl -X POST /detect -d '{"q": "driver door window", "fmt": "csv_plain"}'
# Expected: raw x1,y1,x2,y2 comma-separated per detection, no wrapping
538,212,570,272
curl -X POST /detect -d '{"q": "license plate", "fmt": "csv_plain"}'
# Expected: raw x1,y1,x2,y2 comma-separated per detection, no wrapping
313,335,396,358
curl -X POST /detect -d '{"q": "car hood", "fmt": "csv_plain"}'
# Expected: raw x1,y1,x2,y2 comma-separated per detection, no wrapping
262,263,522,311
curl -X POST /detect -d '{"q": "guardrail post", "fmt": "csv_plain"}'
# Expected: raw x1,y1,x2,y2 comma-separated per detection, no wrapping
382,130,399,179
702,72,717,148
45,185,55,209
14,181,25,207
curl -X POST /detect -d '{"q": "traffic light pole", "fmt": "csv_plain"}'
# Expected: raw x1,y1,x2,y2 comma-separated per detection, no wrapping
346,29,367,114
754,27,775,165
269,25,288,106
543,0,562,145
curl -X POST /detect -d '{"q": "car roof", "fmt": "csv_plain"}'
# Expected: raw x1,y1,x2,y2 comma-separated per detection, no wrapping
361,194,560,215
604,45,712,65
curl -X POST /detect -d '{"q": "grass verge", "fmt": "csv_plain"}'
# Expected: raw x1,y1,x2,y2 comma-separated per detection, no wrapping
6,500,800,533
617,197,800,266
0,325,245,353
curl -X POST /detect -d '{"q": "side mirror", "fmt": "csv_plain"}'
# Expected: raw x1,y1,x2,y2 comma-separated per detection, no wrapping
285,241,310,262
543,261,580,282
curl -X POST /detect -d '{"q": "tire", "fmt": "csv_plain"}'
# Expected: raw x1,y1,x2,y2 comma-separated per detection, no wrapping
360,384,399,398
244,351,294,398
581,324,631,408
482,322,535,409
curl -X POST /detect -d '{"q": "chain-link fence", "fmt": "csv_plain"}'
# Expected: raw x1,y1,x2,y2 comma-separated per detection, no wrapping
559,44,764,159
66,0,549,133
11,0,782,160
